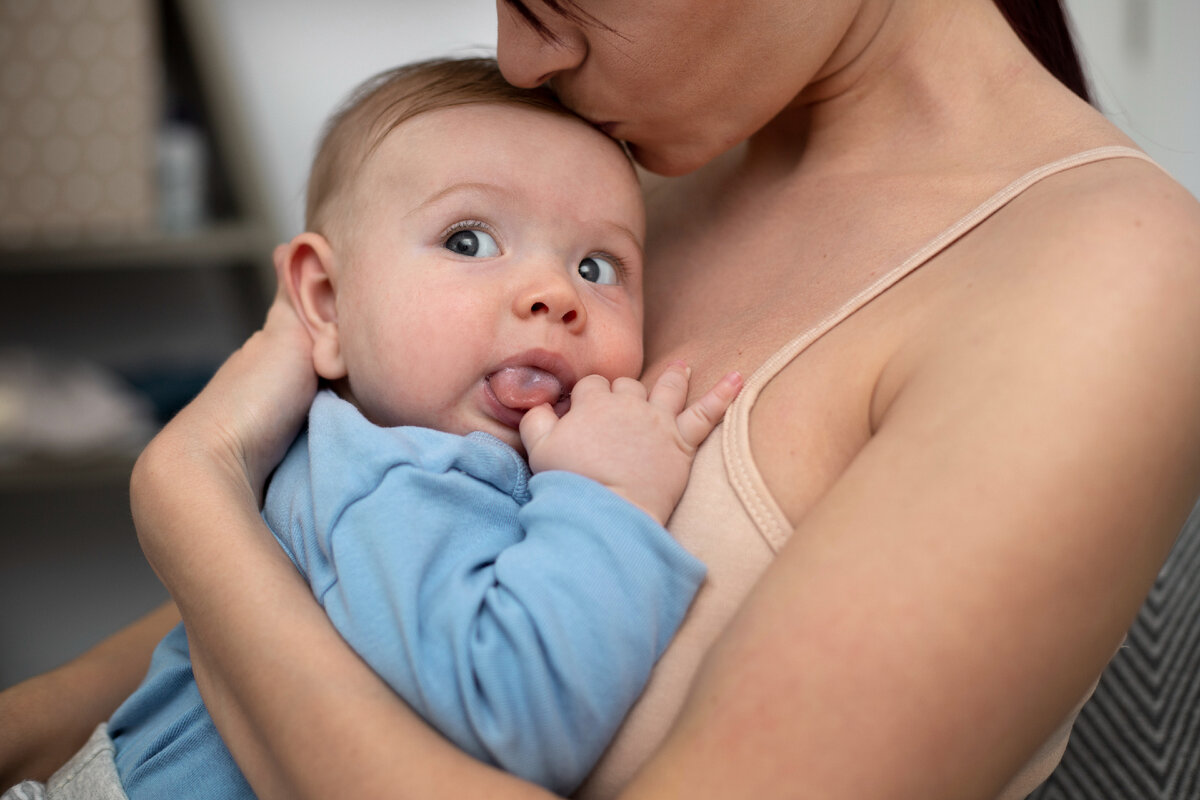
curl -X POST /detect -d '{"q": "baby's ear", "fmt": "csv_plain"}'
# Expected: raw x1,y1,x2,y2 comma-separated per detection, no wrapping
279,232,346,380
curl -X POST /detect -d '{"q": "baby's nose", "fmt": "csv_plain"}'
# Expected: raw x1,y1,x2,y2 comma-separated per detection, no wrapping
513,267,585,329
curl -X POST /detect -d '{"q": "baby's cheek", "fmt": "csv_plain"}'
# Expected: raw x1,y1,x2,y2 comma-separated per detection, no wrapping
596,323,645,381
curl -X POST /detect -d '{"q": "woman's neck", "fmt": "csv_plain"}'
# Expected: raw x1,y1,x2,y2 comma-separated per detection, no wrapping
746,0,1078,178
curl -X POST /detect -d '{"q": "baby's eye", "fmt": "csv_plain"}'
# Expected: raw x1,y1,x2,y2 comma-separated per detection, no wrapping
444,228,499,257
578,256,620,285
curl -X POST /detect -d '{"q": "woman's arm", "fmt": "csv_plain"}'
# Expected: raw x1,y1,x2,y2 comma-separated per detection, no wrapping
134,423,554,799
129,275,557,798
621,166,1200,799
0,602,179,787
141,173,1200,799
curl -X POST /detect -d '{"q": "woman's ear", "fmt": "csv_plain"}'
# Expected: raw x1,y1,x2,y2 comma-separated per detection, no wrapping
279,232,347,380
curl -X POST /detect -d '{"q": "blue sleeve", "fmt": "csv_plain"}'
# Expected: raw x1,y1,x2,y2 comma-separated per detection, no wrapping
295,456,704,795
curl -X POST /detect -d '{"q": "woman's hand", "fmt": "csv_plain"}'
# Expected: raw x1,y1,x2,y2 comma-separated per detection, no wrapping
123,248,329,796
135,246,317,517
171,246,317,497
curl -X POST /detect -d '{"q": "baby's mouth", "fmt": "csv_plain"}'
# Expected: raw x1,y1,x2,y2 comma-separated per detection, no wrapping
486,366,571,412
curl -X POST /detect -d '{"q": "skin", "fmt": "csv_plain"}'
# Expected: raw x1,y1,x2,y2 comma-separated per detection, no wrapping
5,0,1200,796
284,101,739,523
300,104,646,448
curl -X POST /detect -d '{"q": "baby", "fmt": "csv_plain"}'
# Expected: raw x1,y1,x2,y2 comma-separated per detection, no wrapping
99,57,740,800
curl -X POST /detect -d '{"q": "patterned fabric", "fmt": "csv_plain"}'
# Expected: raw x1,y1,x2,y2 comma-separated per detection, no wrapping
1029,501,1200,800
0,0,158,241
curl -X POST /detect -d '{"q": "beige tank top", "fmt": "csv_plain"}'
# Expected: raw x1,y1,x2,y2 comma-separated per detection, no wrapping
575,146,1159,799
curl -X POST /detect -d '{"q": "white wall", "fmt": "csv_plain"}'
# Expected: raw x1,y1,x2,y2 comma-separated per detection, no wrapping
1065,0,1200,198
203,1,1198,239
203,0,497,238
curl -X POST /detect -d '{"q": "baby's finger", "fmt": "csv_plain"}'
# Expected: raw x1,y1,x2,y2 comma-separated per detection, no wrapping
676,371,744,449
647,361,691,414
518,403,558,453
612,376,648,399
570,374,611,400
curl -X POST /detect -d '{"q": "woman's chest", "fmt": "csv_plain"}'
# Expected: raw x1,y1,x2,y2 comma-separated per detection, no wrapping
644,304,894,528
639,178,977,528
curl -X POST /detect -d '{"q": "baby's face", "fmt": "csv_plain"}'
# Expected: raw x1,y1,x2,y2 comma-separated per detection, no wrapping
331,103,645,451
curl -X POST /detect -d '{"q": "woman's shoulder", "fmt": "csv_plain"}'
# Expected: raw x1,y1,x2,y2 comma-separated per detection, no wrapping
1025,149,1200,254
875,147,1200,442
947,89,1197,292
903,141,1200,317
986,150,1200,319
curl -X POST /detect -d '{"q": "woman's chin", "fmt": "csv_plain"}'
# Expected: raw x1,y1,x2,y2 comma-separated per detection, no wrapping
628,136,744,178
627,141,712,178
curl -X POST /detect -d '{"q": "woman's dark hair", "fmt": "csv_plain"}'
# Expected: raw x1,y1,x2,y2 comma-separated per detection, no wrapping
993,0,1092,104
504,0,1094,105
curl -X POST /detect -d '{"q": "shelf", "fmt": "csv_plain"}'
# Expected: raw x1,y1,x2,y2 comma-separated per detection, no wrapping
0,0,277,493
0,221,276,273
0,451,140,492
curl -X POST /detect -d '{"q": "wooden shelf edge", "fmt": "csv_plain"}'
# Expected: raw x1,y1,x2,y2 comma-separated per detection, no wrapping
0,221,276,272
0,452,140,491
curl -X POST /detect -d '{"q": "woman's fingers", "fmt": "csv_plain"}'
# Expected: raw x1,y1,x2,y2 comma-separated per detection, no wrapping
272,243,292,302
676,370,743,449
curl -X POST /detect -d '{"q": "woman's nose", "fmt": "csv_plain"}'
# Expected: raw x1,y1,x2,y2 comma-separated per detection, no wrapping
495,0,585,88
512,267,587,330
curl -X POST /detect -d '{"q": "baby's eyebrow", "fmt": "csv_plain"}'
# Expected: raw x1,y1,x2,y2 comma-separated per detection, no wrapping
409,182,512,214
594,219,644,256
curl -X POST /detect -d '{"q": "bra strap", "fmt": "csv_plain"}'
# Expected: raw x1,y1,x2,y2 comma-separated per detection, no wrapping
724,145,1160,549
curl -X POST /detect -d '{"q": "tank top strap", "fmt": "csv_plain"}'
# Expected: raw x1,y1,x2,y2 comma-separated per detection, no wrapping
723,145,1160,549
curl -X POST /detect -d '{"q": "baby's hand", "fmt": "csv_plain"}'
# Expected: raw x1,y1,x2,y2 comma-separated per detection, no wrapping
520,363,743,525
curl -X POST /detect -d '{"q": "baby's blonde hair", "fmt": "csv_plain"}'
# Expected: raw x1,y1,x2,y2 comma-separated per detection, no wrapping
305,56,582,236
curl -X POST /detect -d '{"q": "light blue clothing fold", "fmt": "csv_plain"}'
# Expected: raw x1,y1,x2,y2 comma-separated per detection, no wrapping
110,390,706,797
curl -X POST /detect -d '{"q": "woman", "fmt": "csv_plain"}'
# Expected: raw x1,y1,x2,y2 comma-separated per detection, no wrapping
6,0,1200,797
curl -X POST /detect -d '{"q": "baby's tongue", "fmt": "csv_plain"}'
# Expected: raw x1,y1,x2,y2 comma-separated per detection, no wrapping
488,366,564,410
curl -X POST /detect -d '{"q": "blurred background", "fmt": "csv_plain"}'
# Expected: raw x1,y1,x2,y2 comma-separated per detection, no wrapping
1,0,1196,689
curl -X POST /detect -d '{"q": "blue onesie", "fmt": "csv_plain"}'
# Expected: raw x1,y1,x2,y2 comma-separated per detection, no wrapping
107,390,706,798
